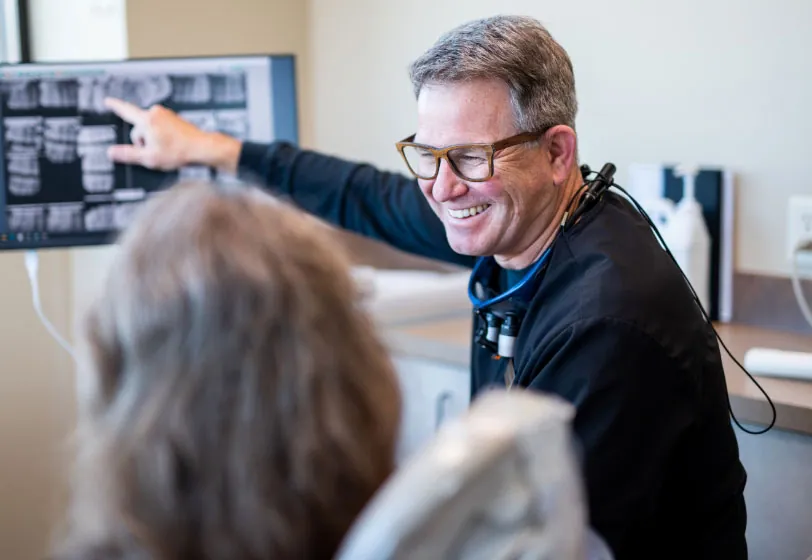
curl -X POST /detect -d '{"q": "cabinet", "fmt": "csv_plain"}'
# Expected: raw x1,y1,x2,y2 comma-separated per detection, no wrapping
391,354,470,464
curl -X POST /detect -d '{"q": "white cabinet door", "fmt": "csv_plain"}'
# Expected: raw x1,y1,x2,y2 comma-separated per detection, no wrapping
391,355,471,464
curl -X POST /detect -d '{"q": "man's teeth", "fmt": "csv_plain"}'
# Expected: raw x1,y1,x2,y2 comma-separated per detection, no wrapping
448,204,490,219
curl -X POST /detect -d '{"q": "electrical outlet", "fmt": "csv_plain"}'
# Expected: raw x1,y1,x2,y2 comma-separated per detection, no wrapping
787,195,812,261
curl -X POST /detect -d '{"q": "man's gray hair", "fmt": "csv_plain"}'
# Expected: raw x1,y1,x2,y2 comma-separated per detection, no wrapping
409,15,578,132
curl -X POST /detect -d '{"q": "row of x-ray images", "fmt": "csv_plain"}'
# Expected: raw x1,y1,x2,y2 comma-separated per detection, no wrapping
5,117,118,196
7,200,141,233
2,72,248,112
3,72,251,233
4,111,249,198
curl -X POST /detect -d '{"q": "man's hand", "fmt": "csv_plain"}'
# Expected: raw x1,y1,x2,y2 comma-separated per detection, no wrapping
104,97,242,174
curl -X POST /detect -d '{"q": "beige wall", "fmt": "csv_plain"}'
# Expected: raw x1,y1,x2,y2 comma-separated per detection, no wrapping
0,250,75,560
307,0,812,277
127,0,311,146
0,2,107,558
0,0,116,556
124,0,448,271
0,1,129,557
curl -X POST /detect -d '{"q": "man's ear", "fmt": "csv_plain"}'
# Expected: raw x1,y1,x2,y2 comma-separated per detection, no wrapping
545,125,577,186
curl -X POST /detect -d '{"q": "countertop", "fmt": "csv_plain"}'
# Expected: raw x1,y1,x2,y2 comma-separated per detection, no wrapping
385,314,812,435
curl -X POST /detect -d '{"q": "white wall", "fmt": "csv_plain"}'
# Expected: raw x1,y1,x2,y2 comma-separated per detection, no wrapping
0,0,22,63
28,0,128,62
308,0,812,277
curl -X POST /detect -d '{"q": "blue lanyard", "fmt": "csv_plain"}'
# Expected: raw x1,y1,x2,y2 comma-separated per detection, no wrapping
467,245,553,312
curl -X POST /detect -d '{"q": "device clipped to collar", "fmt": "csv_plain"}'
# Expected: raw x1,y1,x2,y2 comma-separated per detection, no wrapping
467,162,616,360
478,310,520,359
468,247,553,359
563,162,616,230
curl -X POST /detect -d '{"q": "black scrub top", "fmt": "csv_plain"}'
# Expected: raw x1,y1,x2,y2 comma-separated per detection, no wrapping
469,193,747,559
239,141,748,560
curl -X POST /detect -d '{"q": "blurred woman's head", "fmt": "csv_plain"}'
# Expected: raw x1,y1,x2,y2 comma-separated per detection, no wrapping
56,180,401,559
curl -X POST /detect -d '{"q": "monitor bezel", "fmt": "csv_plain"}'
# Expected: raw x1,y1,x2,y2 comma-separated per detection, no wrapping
0,52,299,252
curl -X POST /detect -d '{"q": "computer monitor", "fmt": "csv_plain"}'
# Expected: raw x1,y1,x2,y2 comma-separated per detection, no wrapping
0,54,298,251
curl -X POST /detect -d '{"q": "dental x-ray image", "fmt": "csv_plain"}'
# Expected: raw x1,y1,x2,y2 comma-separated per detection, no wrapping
7,205,45,232
171,74,212,105
8,174,40,197
76,125,117,193
44,117,81,164
5,80,39,111
78,74,174,114
4,116,44,153
211,73,247,105
46,203,85,233
7,151,39,177
84,203,115,232
40,80,80,109
4,117,43,197
2,67,252,237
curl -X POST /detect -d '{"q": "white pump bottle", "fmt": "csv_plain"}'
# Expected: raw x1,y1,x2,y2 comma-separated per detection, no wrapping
662,164,711,315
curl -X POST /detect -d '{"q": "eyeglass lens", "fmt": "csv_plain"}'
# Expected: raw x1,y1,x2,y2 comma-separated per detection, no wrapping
401,145,491,180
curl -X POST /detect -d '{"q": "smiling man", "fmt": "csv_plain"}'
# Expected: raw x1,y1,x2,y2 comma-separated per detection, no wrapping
103,15,748,559
402,77,577,269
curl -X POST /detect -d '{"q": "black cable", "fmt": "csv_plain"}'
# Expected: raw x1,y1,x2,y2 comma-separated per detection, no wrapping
605,181,776,435
16,0,31,64
562,181,589,226
566,166,775,433
571,167,775,433
559,164,601,229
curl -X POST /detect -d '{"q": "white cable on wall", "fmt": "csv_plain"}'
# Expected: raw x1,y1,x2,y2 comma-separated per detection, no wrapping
24,250,76,360
791,239,812,331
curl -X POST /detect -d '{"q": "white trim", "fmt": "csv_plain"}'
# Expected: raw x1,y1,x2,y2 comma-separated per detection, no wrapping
1,0,22,63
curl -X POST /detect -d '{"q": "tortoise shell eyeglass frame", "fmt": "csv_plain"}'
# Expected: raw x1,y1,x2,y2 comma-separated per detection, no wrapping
394,128,551,183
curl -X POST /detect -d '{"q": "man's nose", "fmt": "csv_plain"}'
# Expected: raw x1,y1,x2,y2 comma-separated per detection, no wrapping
431,159,468,203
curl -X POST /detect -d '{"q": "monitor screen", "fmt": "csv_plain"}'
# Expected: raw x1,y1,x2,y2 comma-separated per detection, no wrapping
0,54,298,251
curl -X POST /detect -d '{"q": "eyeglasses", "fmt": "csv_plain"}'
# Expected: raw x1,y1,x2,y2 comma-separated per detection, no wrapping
395,129,549,182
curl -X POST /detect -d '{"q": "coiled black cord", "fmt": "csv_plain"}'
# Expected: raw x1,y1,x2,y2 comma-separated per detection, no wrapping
572,166,776,435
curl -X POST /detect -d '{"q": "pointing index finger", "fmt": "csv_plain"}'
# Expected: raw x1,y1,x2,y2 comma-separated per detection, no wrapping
103,97,145,125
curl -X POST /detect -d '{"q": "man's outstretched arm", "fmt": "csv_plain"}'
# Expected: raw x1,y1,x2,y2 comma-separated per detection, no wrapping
238,141,474,267
104,97,474,268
